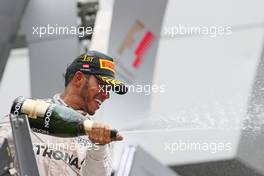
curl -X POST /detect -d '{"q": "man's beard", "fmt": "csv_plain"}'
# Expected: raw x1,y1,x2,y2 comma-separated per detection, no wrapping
80,79,95,116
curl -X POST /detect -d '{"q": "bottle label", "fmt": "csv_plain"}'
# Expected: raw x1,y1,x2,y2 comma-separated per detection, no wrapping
11,96,26,115
43,104,57,129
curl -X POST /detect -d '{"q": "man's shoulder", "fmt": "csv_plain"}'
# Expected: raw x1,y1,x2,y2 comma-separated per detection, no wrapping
36,94,62,105
37,97,53,103
0,115,12,142
0,115,11,127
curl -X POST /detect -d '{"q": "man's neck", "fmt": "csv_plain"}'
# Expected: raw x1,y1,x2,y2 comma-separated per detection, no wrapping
60,91,83,111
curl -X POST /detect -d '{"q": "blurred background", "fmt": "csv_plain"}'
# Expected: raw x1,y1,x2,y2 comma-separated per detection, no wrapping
1,0,264,175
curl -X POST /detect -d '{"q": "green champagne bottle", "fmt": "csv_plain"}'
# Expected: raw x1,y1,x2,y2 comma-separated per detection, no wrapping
10,96,118,138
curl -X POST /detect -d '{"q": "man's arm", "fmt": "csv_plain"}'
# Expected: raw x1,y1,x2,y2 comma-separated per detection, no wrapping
81,122,122,176
81,144,113,176
0,115,15,157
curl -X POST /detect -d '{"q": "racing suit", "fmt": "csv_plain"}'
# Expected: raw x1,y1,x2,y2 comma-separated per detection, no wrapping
0,94,113,176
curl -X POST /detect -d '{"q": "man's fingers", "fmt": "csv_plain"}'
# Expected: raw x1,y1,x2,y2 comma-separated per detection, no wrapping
91,123,99,141
99,126,104,142
104,126,111,143
88,122,123,144
116,134,124,140
112,133,123,141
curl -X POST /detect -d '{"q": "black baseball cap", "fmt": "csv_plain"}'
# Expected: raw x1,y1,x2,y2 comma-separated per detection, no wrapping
65,50,128,95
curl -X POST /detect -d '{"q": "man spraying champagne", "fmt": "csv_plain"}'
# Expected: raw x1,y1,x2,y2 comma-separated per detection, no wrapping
0,51,128,176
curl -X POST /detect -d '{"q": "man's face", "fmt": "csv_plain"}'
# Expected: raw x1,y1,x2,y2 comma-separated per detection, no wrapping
80,75,110,115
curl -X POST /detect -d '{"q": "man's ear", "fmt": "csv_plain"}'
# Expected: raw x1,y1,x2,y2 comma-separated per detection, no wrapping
72,71,85,87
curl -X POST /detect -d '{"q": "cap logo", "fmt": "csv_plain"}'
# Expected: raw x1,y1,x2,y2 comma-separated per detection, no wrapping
82,55,94,62
99,59,115,73
82,64,90,68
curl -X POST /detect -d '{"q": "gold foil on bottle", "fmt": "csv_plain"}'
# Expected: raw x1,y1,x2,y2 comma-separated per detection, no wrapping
83,119,94,136
21,99,50,119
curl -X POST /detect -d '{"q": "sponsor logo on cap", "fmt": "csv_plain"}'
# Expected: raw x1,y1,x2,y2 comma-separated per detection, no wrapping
99,59,115,72
82,64,90,68
82,55,94,62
